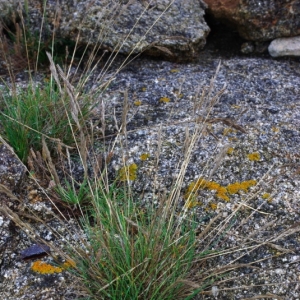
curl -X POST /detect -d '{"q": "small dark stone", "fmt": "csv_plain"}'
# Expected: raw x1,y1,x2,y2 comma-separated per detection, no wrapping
20,243,51,260
267,107,279,114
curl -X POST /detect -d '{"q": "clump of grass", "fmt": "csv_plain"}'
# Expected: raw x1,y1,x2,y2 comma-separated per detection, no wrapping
57,177,217,300
55,178,90,206
0,79,91,162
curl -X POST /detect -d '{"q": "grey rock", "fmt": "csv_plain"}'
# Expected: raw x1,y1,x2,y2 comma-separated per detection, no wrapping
0,143,25,192
0,0,210,60
268,35,300,57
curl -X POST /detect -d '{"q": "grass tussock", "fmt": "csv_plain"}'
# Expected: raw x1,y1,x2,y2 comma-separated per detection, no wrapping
0,78,91,162
64,182,203,299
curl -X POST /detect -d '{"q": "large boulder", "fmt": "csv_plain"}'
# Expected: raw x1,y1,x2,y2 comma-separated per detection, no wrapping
0,0,210,60
203,0,300,41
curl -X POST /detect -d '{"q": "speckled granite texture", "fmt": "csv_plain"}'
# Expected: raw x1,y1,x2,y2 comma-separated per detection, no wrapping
0,24,299,299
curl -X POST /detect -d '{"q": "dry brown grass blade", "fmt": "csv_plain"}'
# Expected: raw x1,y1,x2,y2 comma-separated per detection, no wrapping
46,51,62,93
208,144,232,179
196,213,224,241
124,216,148,237
266,242,294,254
57,64,82,130
153,45,175,57
42,137,60,185
0,184,20,202
121,90,129,135
243,294,285,300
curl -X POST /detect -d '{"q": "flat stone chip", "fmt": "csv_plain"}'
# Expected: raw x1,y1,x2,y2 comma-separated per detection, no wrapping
20,243,51,260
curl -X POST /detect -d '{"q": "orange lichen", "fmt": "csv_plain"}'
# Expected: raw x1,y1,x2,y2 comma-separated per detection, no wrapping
159,97,170,103
31,260,62,274
31,259,76,274
119,163,138,181
227,180,257,195
247,152,260,161
140,153,150,161
185,178,230,202
216,186,230,201
185,178,257,208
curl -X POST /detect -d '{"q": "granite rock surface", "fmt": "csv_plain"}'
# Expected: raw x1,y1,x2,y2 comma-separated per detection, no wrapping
0,0,210,60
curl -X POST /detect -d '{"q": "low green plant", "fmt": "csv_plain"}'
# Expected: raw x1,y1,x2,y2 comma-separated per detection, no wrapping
0,79,91,162
55,178,90,206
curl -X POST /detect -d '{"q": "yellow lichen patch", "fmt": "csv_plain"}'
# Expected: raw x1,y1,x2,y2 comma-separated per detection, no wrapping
119,163,138,181
227,147,234,155
141,87,147,92
262,193,270,199
228,137,238,142
262,193,272,202
140,153,150,161
134,100,142,106
170,68,179,73
31,260,62,274
227,180,257,195
159,97,170,103
247,152,260,161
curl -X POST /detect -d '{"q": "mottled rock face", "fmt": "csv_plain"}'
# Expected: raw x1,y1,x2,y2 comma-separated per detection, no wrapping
0,144,25,192
0,0,210,60
204,0,300,41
